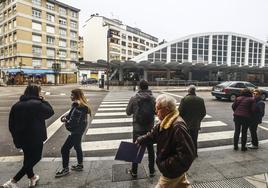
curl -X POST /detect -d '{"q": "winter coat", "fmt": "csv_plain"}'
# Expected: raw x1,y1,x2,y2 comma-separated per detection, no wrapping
9,96,54,148
232,96,255,118
126,89,155,132
178,94,206,130
63,102,88,135
253,96,265,124
137,116,195,179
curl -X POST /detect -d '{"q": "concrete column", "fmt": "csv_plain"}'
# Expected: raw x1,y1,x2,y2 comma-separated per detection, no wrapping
261,44,265,67
227,35,232,66
119,67,123,81
208,35,213,64
188,71,192,80
188,38,192,63
245,38,249,66
167,69,171,80
143,69,148,80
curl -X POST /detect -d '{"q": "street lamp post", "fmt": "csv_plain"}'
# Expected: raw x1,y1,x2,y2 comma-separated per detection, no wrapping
107,29,112,90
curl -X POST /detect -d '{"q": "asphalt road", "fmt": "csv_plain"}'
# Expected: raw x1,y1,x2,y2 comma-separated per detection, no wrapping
1,86,268,158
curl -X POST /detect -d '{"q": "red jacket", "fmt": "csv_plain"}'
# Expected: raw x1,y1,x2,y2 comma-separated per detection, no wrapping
232,96,255,118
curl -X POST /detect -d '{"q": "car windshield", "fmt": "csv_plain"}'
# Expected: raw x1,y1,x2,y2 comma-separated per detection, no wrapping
218,82,232,87
245,82,257,89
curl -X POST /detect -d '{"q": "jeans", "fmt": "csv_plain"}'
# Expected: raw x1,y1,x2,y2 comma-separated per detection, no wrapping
61,134,83,168
249,122,259,146
189,129,198,156
132,131,155,174
233,116,250,149
13,144,43,181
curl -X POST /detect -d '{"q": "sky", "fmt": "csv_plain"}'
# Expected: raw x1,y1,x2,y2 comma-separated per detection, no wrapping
64,0,268,42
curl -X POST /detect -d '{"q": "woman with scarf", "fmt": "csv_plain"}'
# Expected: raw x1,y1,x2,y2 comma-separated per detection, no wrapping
136,94,195,188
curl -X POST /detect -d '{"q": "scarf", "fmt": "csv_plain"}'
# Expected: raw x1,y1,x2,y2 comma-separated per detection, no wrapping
160,110,180,131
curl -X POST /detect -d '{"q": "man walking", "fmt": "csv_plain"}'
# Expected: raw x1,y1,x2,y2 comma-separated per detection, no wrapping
126,80,155,178
178,85,206,157
136,94,195,187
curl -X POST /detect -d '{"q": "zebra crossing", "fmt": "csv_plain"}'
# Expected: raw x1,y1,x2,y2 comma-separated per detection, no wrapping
82,91,234,157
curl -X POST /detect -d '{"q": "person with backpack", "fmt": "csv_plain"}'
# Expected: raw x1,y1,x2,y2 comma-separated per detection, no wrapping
2,84,54,188
126,79,156,178
55,89,91,178
178,85,206,157
248,89,265,149
136,94,195,188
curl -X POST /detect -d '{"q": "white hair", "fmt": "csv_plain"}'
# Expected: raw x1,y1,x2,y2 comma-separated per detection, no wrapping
156,94,177,111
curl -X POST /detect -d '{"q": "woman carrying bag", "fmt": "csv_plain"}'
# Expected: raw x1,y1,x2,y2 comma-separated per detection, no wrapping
55,89,91,178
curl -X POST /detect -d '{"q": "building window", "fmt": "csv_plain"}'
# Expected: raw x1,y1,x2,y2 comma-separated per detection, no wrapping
70,21,77,29
70,52,77,60
59,28,67,37
70,41,77,49
13,19,16,28
32,0,41,6
8,22,12,30
32,46,42,56
46,2,54,10
32,22,42,31
47,60,53,67
46,13,54,22
70,31,77,39
59,18,67,26
46,48,55,57
59,39,66,48
46,25,55,33
32,9,41,18
59,7,67,15
32,59,41,67
60,60,66,68
59,50,66,58
70,11,78,18
46,36,54,45
32,34,41,42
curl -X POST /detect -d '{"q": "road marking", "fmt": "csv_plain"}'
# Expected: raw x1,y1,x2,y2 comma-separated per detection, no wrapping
45,92,51,95
100,104,128,107
198,130,234,142
103,98,130,101
45,110,69,144
205,114,212,118
101,101,129,104
87,126,132,135
259,125,268,131
82,139,132,151
95,112,127,116
161,91,183,98
91,118,132,124
98,108,126,111
201,121,227,128
60,93,66,96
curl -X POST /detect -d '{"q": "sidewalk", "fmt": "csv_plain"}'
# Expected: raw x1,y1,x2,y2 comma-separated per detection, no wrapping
1,143,268,187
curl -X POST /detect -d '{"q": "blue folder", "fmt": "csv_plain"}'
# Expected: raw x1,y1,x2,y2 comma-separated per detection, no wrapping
115,141,146,163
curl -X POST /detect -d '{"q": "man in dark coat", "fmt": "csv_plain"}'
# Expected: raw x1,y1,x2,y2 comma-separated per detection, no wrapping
126,80,155,178
1,84,54,188
178,85,206,157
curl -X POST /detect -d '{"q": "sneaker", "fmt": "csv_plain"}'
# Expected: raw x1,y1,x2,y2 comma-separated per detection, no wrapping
1,179,19,188
241,147,248,152
127,169,137,178
29,175,39,188
71,164,83,171
248,144,258,149
55,168,69,178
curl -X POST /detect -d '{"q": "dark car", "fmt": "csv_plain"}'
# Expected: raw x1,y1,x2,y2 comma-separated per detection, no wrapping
81,78,98,85
211,81,268,101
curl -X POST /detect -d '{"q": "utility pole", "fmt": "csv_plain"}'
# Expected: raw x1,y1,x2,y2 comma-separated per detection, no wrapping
107,29,111,90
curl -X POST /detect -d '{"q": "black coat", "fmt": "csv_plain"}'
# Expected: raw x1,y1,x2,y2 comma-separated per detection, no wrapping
64,102,88,135
9,96,54,148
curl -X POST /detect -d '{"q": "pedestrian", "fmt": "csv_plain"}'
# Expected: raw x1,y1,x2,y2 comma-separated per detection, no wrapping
178,85,206,157
232,88,256,151
248,89,265,149
1,84,54,188
55,89,91,178
126,79,156,178
136,94,195,188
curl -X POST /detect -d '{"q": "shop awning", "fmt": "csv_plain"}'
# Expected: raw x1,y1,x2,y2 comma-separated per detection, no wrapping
4,68,54,74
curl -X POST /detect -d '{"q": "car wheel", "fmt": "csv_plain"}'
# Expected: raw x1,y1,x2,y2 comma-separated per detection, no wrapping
261,93,267,101
216,97,221,100
230,94,236,102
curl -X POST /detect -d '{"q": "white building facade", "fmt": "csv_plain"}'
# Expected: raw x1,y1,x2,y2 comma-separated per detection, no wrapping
83,15,159,62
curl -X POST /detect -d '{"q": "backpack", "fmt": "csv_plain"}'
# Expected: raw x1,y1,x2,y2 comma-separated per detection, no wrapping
136,97,155,126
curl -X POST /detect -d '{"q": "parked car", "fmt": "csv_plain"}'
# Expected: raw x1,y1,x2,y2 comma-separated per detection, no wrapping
81,78,98,85
211,81,268,101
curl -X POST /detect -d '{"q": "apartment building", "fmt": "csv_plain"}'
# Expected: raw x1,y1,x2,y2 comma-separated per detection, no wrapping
83,14,158,62
0,0,79,84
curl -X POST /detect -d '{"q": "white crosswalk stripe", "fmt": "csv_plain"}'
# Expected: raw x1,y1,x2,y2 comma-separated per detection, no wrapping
83,91,233,154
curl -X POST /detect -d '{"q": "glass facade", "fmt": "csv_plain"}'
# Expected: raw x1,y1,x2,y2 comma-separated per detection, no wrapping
265,46,268,67
170,40,189,63
212,35,228,65
231,36,246,66
248,40,262,67
192,36,209,63
148,47,167,62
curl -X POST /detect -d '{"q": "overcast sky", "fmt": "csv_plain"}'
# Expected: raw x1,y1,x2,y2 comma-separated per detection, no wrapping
64,0,268,42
